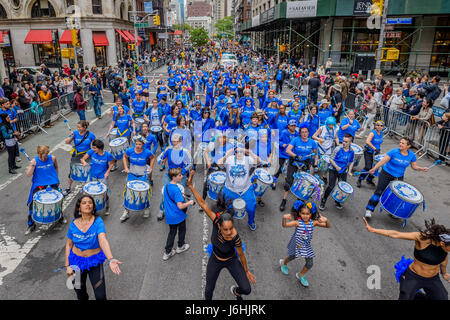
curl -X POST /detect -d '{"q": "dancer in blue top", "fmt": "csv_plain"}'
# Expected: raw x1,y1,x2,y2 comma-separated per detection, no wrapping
64,120,96,196
204,78,216,108
319,133,355,211
81,139,115,216
357,120,385,188
365,137,429,219
120,135,156,222
280,200,330,287
25,145,62,234
337,109,361,143
317,99,333,125
65,194,121,300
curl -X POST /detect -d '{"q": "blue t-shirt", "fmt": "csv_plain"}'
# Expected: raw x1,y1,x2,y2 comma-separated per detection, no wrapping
132,99,146,115
115,114,133,137
383,148,416,178
274,114,289,132
67,217,106,251
205,82,215,94
125,147,154,167
287,110,302,126
72,130,96,153
279,129,298,159
289,137,317,159
369,129,384,152
240,106,255,126
163,183,187,225
161,147,191,174
331,146,355,174
338,118,361,142
164,115,178,132
87,149,114,179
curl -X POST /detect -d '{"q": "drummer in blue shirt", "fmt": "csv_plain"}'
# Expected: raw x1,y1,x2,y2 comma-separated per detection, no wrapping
120,135,156,222
106,105,135,142
274,119,298,184
144,98,165,150
131,92,146,119
81,139,115,216
25,145,63,235
364,137,429,219
280,124,318,211
63,120,96,196
319,133,355,211
250,129,273,207
204,78,216,109
287,101,303,128
337,109,361,143
357,120,385,188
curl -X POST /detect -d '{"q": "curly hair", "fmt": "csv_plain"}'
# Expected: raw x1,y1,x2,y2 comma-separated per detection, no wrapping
419,219,450,242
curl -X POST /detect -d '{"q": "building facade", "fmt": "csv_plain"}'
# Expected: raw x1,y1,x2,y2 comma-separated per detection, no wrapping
187,1,212,17
242,0,450,76
186,16,213,36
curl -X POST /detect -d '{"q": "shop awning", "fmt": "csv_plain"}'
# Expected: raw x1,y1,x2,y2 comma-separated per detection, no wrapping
59,29,79,44
0,32,4,44
123,30,135,42
92,31,109,46
24,29,53,44
116,29,130,42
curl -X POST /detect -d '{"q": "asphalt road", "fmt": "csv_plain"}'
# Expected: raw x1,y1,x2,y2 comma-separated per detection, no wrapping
0,63,449,300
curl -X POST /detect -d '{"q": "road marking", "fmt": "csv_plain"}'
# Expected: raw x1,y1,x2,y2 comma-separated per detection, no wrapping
0,174,23,192
201,211,209,298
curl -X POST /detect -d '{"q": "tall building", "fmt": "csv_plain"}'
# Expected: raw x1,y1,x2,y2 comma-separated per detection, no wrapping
187,1,212,17
178,0,185,22
186,16,213,35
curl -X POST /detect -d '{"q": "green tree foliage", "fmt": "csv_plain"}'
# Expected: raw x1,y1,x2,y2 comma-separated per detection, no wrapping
173,23,192,33
214,16,234,39
190,27,209,47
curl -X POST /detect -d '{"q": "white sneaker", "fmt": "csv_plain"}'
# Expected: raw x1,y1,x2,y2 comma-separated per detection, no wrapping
16,157,22,162
143,209,150,218
162,249,176,261
176,244,190,254
120,210,129,222
104,211,110,216
365,210,372,218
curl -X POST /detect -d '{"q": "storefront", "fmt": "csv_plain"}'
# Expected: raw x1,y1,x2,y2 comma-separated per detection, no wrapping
92,31,109,67
115,29,131,61
1,30,15,75
59,29,83,67
430,16,450,75
24,29,61,68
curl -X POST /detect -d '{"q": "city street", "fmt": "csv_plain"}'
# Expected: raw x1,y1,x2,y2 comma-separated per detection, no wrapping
0,63,448,300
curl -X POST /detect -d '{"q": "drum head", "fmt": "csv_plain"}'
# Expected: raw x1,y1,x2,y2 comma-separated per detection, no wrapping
390,181,423,204
127,180,150,191
110,128,118,135
135,118,144,124
302,172,320,185
233,198,246,210
209,172,226,184
338,181,353,194
255,168,273,184
83,182,107,195
351,143,363,154
33,189,63,204
374,154,386,162
110,137,127,147
151,126,162,132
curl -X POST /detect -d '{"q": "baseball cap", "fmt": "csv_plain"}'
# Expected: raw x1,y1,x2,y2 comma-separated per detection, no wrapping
288,119,297,126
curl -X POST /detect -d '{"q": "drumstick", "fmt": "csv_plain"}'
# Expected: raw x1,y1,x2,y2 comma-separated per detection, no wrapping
20,148,31,161
426,159,442,170
63,119,72,131
352,170,370,176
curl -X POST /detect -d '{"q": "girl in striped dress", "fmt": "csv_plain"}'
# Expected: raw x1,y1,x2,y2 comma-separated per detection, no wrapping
280,200,331,287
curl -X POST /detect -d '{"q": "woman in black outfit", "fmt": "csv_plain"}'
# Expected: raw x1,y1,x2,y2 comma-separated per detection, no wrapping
364,217,449,300
187,170,256,300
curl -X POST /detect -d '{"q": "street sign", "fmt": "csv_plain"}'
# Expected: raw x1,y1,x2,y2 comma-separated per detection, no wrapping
386,17,412,25
144,1,153,13
134,22,149,28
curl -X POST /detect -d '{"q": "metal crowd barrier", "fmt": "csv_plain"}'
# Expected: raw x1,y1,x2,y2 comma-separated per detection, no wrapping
423,125,450,162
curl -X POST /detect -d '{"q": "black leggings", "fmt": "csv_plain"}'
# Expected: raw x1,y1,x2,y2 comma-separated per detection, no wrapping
165,220,186,254
274,157,288,179
366,169,403,212
359,149,378,182
74,263,107,300
6,145,16,170
322,169,347,203
399,268,448,300
205,254,251,300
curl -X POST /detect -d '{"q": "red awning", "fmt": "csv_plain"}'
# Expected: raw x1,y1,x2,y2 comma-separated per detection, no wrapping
0,32,4,44
92,31,109,46
116,29,130,42
59,30,79,44
24,29,53,44
123,30,135,42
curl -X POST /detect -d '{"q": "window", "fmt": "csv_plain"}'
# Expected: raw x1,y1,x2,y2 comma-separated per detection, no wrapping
0,4,7,19
92,0,103,15
31,0,56,18
66,0,74,9
430,17,450,69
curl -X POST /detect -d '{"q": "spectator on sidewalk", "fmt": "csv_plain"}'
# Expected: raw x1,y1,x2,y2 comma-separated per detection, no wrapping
74,87,88,121
38,85,53,128
437,112,450,162
89,77,104,119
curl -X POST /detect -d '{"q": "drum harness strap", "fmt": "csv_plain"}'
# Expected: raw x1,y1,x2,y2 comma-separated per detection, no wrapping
70,131,90,156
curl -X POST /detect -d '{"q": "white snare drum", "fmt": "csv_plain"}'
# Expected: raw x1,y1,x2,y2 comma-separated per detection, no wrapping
32,188,63,224
71,162,90,182
83,182,107,212
331,181,354,203
252,168,273,198
135,118,145,133
318,155,331,172
233,198,246,220
108,128,118,142
124,180,150,211
351,143,363,168
150,125,163,134
207,171,226,201
110,137,129,160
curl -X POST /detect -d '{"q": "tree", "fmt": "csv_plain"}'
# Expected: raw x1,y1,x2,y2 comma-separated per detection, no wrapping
173,23,191,33
214,16,234,40
189,27,209,47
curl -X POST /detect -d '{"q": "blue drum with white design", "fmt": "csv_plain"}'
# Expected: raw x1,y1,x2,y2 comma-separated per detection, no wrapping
110,137,129,160
380,181,424,225
207,171,226,201
32,188,63,224
135,118,145,133
252,168,273,198
83,182,107,212
351,143,363,168
71,163,90,182
124,180,150,211
233,198,246,220
318,155,331,172
331,181,354,203
290,172,321,201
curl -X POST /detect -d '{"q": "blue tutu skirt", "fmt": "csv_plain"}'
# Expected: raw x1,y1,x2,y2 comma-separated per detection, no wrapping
68,249,106,272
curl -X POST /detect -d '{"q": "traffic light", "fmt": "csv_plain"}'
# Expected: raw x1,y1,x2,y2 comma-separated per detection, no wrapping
128,43,135,50
153,14,160,26
71,29,80,47
371,0,384,16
